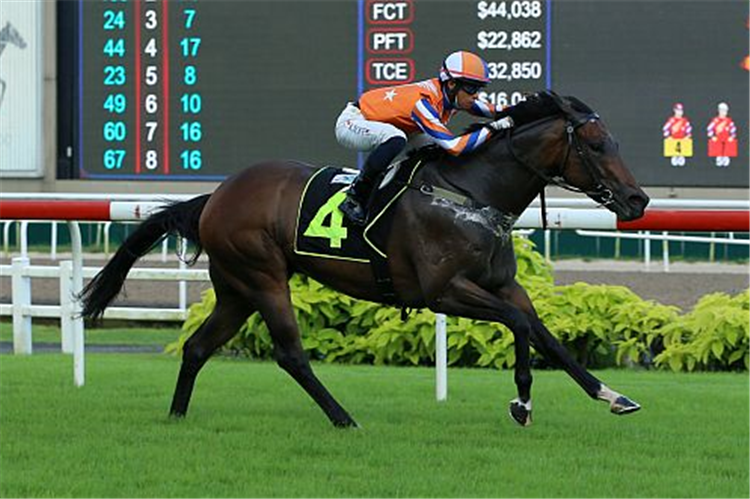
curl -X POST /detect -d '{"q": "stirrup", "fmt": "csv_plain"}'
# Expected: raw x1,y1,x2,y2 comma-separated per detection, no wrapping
339,196,367,226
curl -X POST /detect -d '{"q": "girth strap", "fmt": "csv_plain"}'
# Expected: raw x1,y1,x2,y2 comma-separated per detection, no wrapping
417,183,474,208
368,248,398,305
367,247,410,320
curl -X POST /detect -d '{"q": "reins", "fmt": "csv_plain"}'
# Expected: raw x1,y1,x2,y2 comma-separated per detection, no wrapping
505,113,614,204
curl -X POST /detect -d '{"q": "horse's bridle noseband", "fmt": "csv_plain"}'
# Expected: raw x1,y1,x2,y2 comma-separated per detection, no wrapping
507,105,615,206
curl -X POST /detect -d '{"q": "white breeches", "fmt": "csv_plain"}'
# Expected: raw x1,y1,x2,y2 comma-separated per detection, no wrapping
334,102,407,152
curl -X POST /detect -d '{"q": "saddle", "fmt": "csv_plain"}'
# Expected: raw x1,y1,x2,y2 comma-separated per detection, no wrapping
294,157,424,304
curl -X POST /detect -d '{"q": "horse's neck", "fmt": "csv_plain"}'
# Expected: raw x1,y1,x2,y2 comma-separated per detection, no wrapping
426,128,556,215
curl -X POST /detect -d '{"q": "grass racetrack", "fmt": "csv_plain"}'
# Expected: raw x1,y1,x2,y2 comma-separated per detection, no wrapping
1,352,748,498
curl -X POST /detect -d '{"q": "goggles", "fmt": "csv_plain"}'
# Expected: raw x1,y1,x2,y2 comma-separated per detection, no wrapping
460,82,484,95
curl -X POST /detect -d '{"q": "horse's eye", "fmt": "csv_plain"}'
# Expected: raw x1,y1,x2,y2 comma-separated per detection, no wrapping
590,142,605,153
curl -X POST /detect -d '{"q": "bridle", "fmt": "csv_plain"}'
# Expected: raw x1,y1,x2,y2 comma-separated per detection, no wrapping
407,94,619,234
506,100,615,207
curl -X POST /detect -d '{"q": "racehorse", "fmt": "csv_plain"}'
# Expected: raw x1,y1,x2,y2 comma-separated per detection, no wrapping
81,91,650,427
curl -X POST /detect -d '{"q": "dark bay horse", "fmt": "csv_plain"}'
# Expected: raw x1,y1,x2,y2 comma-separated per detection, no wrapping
81,91,649,427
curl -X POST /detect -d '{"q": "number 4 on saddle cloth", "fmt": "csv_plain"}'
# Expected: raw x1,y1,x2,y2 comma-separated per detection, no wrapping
294,158,424,304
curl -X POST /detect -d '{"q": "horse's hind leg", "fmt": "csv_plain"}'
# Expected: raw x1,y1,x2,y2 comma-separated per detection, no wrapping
253,284,358,428
170,294,250,417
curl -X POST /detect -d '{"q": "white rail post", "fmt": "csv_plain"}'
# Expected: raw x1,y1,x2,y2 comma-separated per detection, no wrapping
103,222,112,258
60,260,74,353
662,231,670,272
94,223,102,249
436,313,447,401
614,234,621,259
20,220,29,257
50,221,58,260
544,229,551,262
11,256,32,354
68,221,85,387
643,231,651,270
3,221,13,258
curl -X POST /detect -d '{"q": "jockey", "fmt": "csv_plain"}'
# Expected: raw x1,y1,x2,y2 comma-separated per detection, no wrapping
335,50,515,225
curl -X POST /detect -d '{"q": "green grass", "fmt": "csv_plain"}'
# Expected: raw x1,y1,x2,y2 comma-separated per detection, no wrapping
1,353,747,498
0,321,181,347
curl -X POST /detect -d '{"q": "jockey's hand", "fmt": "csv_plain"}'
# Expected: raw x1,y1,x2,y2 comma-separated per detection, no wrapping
487,116,514,131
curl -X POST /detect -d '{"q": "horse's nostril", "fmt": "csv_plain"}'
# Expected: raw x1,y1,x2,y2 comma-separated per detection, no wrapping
629,193,649,214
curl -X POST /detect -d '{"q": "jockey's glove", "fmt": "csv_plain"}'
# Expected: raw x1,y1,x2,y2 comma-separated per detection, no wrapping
487,116,514,131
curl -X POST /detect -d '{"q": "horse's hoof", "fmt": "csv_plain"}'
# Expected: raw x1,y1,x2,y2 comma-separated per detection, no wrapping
508,398,532,427
610,395,641,415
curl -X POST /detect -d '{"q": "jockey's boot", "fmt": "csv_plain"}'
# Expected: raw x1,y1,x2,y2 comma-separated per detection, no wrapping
339,176,372,226
339,136,407,226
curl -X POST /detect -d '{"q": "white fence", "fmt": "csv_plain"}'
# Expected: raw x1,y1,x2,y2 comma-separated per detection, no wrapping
0,257,209,348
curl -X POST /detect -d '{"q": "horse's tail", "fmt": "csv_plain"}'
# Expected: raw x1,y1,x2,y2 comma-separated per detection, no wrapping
80,194,211,320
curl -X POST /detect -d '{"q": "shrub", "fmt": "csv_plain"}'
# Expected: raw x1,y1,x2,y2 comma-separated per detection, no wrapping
513,235,554,293
535,283,681,368
653,291,749,372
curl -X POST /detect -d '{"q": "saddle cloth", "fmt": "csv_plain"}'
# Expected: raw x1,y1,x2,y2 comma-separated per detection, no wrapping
294,159,423,263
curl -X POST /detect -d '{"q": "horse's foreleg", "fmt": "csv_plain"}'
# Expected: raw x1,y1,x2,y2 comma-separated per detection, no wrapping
530,320,641,414
255,286,358,428
527,317,600,397
510,319,533,426
169,298,249,417
508,285,641,415
433,278,534,426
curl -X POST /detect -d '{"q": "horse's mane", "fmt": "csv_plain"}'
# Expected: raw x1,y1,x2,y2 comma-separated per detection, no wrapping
405,91,593,164
480,91,594,130
500,91,559,127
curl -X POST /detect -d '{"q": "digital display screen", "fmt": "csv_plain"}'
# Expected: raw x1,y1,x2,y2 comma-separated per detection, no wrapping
59,0,748,186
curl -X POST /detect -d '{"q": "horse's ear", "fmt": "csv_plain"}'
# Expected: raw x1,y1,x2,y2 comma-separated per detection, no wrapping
566,95,594,115
546,90,564,106
548,92,578,118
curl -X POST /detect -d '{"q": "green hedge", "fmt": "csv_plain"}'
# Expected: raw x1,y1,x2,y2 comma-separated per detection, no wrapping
168,237,749,372
653,291,749,371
